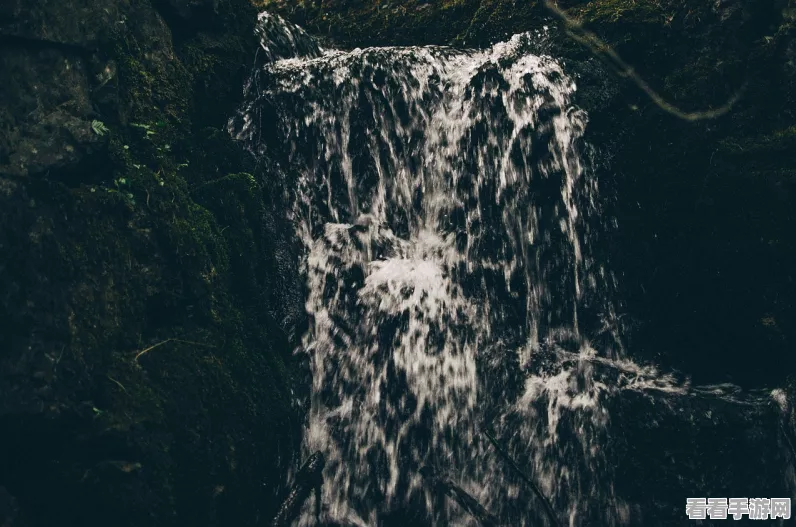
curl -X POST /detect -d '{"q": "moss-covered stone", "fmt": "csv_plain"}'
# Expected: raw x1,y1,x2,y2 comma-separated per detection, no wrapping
258,0,545,48
0,0,305,525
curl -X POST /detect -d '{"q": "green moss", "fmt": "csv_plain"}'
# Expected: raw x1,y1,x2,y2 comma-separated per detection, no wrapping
573,0,670,25
0,135,302,522
718,125,796,155
261,0,513,47
113,40,190,127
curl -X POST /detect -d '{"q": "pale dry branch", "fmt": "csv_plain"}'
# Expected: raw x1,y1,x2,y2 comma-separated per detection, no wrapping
132,338,214,362
106,374,128,393
542,0,746,121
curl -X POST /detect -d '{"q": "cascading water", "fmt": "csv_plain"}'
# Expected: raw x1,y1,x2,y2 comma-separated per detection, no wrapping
231,13,794,527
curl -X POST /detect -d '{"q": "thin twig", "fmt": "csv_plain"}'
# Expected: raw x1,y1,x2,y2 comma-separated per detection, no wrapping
421,466,501,527
132,338,214,362
106,374,128,393
133,339,172,361
542,0,746,121
482,428,561,527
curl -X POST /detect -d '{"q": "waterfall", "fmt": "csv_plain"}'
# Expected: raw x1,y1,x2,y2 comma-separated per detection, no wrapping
231,13,793,527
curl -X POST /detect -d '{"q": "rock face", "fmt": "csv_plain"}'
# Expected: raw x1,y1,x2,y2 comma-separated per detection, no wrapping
0,45,101,177
0,1,305,526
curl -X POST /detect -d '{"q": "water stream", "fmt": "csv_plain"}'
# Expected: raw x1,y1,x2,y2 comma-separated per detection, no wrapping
231,13,793,526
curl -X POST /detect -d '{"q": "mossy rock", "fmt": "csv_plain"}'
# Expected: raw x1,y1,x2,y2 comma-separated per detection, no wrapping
0,0,306,525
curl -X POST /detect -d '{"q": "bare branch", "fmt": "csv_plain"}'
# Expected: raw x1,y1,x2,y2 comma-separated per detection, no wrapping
132,338,214,362
482,428,561,527
106,374,128,393
421,466,501,527
542,0,746,121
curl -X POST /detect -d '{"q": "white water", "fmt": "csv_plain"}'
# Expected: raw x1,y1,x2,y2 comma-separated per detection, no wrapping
231,13,793,526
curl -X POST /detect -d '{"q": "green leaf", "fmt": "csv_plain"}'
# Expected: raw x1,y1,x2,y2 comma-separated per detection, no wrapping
91,120,110,136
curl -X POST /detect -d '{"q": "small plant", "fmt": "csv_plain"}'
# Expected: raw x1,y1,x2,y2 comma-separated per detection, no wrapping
131,122,157,139
92,120,110,136
96,177,137,206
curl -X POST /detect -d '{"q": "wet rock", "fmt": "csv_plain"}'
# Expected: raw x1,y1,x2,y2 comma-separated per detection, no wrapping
0,47,101,177
0,0,178,178
0,1,304,527
256,12,322,63
0,487,28,527
713,0,747,23
161,0,220,21
0,0,122,47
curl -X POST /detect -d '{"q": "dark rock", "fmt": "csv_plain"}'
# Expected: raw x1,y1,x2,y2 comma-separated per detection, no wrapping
0,487,28,527
0,1,305,527
0,0,122,47
0,0,179,178
712,0,747,23
0,47,101,177
162,0,220,21
255,12,322,63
